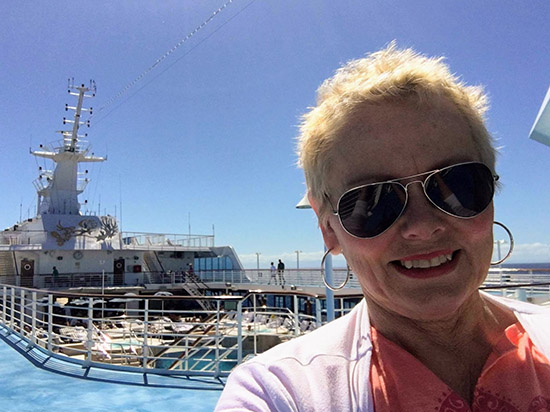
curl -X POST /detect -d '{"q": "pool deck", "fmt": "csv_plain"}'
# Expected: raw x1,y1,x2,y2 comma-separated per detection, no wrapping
0,329,222,412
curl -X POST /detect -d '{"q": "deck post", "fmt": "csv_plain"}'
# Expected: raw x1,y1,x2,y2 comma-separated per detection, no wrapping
47,294,53,352
10,288,15,329
31,291,37,345
253,293,257,354
185,336,189,371
86,298,93,365
215,299,220,377
293,294,299,337
315,298,322,327
19,288,25,333
142,299,149,370
324,251,335,322
515,288,527,302
2,286,6,324
237,300,243,363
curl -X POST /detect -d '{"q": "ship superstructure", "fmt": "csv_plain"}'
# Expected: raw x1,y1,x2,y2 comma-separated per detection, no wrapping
34,80,104,216
0,81,242,289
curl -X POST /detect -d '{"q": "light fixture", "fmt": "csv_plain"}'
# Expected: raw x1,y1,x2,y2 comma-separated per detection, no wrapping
295,193,311,209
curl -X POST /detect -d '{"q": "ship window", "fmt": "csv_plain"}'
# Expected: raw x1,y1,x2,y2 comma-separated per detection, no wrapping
194,256,233,272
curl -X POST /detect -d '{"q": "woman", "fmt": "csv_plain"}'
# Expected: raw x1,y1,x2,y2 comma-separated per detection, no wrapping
216,45,550,411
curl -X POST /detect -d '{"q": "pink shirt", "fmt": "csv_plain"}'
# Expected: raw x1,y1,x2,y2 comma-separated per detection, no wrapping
370,324,550,411
215,296,550,412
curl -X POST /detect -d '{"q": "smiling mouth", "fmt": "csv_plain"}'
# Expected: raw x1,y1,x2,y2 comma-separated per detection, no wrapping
397,252,455,270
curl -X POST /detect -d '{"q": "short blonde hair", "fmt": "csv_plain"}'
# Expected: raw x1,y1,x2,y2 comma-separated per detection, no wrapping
297,43,496,222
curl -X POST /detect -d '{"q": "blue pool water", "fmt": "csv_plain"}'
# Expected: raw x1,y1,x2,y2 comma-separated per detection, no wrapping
155,348,238,372
0,338,222,412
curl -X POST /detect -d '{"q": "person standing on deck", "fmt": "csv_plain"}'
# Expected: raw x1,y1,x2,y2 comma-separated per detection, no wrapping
277,259,285,286
187,263,194,279
52,266,59,287
269,262,277,285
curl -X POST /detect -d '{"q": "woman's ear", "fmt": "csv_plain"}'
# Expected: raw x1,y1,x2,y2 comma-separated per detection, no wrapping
308,192,342,254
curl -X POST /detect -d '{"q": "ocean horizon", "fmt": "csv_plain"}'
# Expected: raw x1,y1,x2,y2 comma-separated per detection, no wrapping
501,262,550,270
287,263,550,270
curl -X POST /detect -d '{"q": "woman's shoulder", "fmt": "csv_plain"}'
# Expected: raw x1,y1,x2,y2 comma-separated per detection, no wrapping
483,292,550,359
216,300,373,411
217,300,374,412
245,299,371,368
482,291,550,315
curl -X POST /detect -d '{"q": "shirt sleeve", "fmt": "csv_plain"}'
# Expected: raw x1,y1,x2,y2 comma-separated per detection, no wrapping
215,362,298,412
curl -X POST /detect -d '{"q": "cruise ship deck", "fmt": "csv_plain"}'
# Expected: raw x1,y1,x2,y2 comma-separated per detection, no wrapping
0,330,222,412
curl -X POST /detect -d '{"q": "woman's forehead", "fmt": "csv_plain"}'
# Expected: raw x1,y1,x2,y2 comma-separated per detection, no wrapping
333,97,465,141
326,99,479,190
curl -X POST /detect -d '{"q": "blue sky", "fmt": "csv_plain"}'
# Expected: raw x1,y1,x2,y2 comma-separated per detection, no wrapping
2,1,550,269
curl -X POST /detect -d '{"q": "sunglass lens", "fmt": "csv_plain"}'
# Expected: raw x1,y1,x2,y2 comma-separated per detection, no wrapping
338,183,406,238
425,163,494,218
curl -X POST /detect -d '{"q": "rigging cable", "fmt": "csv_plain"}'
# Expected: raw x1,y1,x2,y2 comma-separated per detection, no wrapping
91,0,238,123
85,0,256,215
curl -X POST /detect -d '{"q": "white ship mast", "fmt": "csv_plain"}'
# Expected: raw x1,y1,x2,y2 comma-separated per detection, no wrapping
32,80,105,216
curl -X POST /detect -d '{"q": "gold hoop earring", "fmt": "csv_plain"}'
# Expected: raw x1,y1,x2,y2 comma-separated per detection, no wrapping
491,221,514,265
321,248,350,291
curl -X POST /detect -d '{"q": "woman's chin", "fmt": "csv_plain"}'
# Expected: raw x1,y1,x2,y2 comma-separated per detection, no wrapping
370,287,479,324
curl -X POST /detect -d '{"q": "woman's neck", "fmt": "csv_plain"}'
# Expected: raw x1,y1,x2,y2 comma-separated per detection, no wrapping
367,293,517,403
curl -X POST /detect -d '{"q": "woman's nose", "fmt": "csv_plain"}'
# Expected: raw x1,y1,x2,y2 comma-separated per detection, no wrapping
398,183,446,240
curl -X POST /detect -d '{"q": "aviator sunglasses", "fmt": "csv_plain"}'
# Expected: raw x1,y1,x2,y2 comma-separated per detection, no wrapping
330,162,498,239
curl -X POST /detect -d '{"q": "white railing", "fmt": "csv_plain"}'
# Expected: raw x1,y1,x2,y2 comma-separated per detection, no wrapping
2,268,549,386
240,268,361,289
0,230,215,250
0,229,48,249
240,267,550,294
481,268,550,304
121,232,214,249
232,267,550,304
3,267,550,299
0,284,326,384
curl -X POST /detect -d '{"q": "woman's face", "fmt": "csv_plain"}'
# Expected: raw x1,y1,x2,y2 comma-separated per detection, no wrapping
318,99,494,322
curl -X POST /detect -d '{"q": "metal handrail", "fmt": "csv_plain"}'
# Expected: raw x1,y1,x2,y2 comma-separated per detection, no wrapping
0,283,326,382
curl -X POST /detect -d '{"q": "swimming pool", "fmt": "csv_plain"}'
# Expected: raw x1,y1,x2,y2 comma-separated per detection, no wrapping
154,347,238,372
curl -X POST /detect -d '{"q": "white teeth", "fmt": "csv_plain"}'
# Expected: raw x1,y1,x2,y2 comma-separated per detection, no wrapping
400,253,453,269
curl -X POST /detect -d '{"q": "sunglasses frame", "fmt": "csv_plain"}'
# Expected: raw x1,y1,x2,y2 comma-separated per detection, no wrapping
329,161,499,239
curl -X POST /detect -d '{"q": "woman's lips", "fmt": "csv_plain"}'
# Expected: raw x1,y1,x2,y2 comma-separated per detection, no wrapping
392,250,459,279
